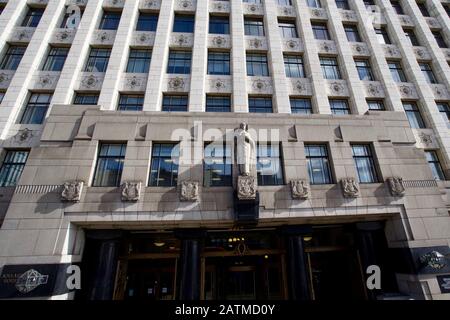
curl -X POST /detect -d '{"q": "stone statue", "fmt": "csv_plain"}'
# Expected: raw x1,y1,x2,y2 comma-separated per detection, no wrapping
234,122,256,177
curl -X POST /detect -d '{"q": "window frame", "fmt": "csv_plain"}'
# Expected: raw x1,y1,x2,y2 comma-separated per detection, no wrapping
207,51,231,75
20,92,52,124
136,12,158,31
98,11,122,30
209,15,230,35
284,54,305,78
173,14,195,33
312,23,331,40
246,52,270,77
126,48,152,73
42,47,69,72
355,59,375,81
206,95,231,112
278,20,298,38
403,101,426,128
387,60,407,82
329,99,351,115
290,98,312,114
244,18,265,36
73,93,99,105
203,142,232,187
256,143,285,186
0,45,27,70
117,94,144,111
305,144,333,185
425,150,445,180
320,56,341,80
162,95,188,112
248,96,273,113
0,150,29,187
149,143,179,187
351,144,379,183
21,7,45,28
167,50,192,74
344,25,361,42
84,47,111,72
92,143,127,187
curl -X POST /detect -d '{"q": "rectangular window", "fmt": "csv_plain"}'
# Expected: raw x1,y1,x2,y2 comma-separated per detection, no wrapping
246,53,269,76
0,150,29,187
243,0,263,3
0,45,27,70
307,0,322,8
335,0,350,10
42,47,69,71
419,62,437,84
284,54,305,78
136,12,158,31
244,18,265,36
84,48,111,72
355,59,375,81
425,151,445,180
206,95,231,112
344,25,361,42
73,93,99,105
374,27,391,44
390,1,404,14
367,99,385,110
0,92,4,104
167,50,192,74
248,96,273,113
92,143,126,187
388,61,407,82
126,49,151,73
162,95,188,112
209,16,230,34
403,102,426,128
417,3,430,17
22,7,44,27
279,20,298,38
320,57,341,80
149,143,179,187
305,144,333,184
404,29,420,46
20,93,52,124
278,0,292,5
352,144,379,183
118,94,144,111
99,11,122,30
290,98,312,114
257,143,284,186
207,51,230,75
330,99,350,115
204,142,232,187
432,32,447,48
312,23,331,40
364,0,375,7
173,15,195,33
437,102,450,125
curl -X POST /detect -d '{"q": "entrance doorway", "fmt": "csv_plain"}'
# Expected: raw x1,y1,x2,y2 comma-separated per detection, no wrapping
204,255,285,300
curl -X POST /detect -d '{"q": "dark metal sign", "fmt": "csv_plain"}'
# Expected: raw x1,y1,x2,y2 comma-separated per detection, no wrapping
436,275,450,294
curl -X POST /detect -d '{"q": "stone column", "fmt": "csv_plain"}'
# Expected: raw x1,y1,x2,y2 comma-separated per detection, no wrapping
0,0,26,53
355,221,384,300
97,0,140,110
175,229,205,300
230,0,248,112
143,0,175,111
282,226,312,300
83,230,123,300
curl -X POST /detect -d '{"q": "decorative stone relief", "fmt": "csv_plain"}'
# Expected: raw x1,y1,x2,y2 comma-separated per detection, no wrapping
125,76,144,89
180,181,199,201
352,43,368,55
290,180,309,200
341,10,356,21
252,79,272,92
414,47,428,59
282,6,294,16
96,31,112,43
212,36,227,47
178,0,194,10
81,74,100,89
144,0,160,9
16,29,34,41
341,178,359,198
172,33,191,46
37,73,58,89
319,41,336,53
213,1,229,11
135,32,151,45
61,181,84,202
419,251,447,270
398,84,416,98
365,82,383,97
55,30,74,42
285,39,300,50
425,17,439,29
293,80,308,94
13,128,34,144
0,72,13,86
384,45,400,57
399,15,412,25
311,8,325,18
249,38,264,49
418,131,433,146
329,81,345,95
237,175,257,200
210,78,228,91
121,181,141,201
387,177,405,197
168,77,185,90
431,85,449,99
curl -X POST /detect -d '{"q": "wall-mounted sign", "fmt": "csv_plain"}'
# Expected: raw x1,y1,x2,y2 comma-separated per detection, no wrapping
436,275,450,294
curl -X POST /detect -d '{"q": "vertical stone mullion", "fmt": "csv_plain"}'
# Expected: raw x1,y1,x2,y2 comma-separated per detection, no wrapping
293,0,331,114
188,0,209,112
230,0,248,112
350,0,403,112
52,0,104,105
143,0,175,111
0,0,27,54
97,1,141,111
0,0,66,139
264,1,291,114
379,0,450,172
325,1,368,114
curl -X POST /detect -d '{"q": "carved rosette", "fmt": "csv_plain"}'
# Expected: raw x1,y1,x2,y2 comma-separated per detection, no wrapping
55,30,72,41
252,79,271,92
387,177,405,197
13,128,34,144
249,38,263,49
418,132,433,146
121,181,141,201
61,181,84,202
329,82,345,95
384,46,400,57
144,0,160,9
398,85,416,98
211,79,227,91
293,80,307,94
126,76,143,89
81,74,100,89
353,44,367,55
97,31,111,43
173,34,190,46
212,36,227,47
180,181,199,202
366,83,382,97
290,180,309,200
237,176,257,200
168,77,185,90
0,72,12,85
341,178,359,198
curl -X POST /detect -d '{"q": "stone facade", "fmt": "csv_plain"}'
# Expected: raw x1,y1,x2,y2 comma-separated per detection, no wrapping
0,0,448,300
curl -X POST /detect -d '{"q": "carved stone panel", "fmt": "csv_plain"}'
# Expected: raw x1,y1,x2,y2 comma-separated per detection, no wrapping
10,27,35,43
326,80,349,97
121,74,148,91
340,10,357,22
237,176,257,200
383,45,401,58
34,72,60,90
174,0,196,12
0,71,14,89
249,78,273,94
132,32,155,47
210,0,230,12
277,6,296,17
341,178,359,198
209,35,231,49
413,47,431,60
283,39,302,52
387,177,405,197
430,84,450,100
52,28,76,44
317,40,337,54
290,180,309,200
398,83,418,99
79,73,104,90
121,181,141,201
246,37,267,50
351,43,370,56
207,76,232,93
92,30,116,46
180,181,199,201
61,181,84,202
290,79,312,96
171,33,194,47
141,0,161,10
243,3,264,15
364,81,385,98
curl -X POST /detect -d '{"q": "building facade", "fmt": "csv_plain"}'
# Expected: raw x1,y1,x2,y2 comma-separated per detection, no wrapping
0,0,449,300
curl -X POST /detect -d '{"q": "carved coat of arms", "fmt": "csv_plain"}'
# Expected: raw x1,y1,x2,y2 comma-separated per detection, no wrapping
121,181,141,201
290,180,309,200
341,178,359,198
180,181,199,201
61,181,83,202
387,177,405,197
237,176,257,200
